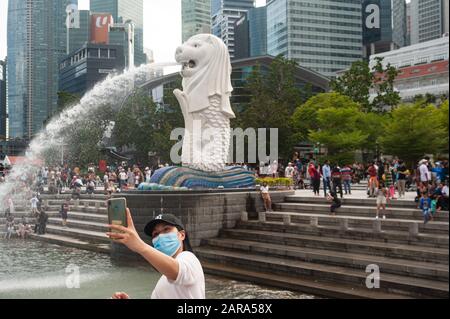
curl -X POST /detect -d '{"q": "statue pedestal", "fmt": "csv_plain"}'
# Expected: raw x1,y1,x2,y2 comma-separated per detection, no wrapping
148,166,255,189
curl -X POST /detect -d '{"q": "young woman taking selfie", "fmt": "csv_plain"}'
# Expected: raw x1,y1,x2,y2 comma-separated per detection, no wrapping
107,209,205,299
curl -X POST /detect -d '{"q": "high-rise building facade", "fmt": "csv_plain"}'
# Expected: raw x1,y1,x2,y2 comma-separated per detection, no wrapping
233,6,268,59
410,0,447,44
67,10,91,54
406,2,412,46
7,0,75,140
182,0,211,42
362,0,407,58
267,0,362,78
59,43,125,96
233,14,250,59
249,6,267,57
90,0,146,66
211,0,255,58
0,60,7,139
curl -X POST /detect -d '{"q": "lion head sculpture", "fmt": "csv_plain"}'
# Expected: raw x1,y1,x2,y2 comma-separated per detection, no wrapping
175,34,235,118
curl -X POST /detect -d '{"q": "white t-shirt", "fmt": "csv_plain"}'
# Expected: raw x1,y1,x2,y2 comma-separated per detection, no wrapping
285,166,294,178
30,197,39,208
151,251,205,299
442,186,449,197
260,185,269,194
119,172,127,181
419,164,430,182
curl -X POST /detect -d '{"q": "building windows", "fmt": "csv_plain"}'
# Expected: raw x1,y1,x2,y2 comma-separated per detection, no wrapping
100,49,109,58
88,48,99,58
415,57,429,65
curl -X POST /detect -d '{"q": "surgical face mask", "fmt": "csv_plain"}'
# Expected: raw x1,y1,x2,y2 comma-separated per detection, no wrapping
152,232,181,257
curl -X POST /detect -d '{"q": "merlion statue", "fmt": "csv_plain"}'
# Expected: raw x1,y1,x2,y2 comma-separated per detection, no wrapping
146,34,255,189
173,34,235,172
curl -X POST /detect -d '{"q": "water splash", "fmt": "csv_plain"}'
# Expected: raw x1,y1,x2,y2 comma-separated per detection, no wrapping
0,62,180,210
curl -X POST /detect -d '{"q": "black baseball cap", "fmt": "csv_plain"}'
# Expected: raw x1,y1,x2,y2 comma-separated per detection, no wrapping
144,213,185,237
144,213,193,252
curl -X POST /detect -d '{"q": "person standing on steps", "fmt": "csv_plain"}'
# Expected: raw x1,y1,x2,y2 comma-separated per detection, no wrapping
260,181,272,212
308,162,321,196
331,165,343,199
396,160,409,199
60,199,70,228
108,211,205,299
367,162,378,198
375,183,388,219
284,163,295,189
30,194,39,216
340,164,353,195
322,160,332,197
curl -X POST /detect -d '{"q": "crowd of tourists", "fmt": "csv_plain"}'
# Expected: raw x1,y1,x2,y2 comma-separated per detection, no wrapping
259,153,448,224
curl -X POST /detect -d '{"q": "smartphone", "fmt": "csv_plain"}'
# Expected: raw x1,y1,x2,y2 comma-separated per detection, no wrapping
108,198,128,233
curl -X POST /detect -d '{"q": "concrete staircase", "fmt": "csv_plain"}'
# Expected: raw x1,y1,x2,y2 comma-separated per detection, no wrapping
1,194,110,254
196,195,449,299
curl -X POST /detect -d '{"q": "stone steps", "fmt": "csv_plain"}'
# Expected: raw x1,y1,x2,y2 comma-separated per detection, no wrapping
203,238,449,282
29,233,110,254
220,229,449,265
237,221,449,248
60,211,108,223
285,195,424,209
196,247,449,298
201,261,412,299
46,199,107,208
44,205,107,215
44,224,110,244
266,211,449,235
47,218,108,233
275,202,449,222
10,205,108,215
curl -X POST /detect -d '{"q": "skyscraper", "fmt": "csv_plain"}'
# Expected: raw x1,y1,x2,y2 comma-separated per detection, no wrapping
0,59,6,139
233,5,268,59
362,0,407,58
410,0,446,44
90,0,146,66
233,14,250,59
267,0,362,78
182,0,211,42
249,6,267,57
67,10,91,54
7,0,75,140
211,0,255,58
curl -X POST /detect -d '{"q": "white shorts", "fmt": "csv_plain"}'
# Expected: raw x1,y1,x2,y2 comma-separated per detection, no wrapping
376,196,387,205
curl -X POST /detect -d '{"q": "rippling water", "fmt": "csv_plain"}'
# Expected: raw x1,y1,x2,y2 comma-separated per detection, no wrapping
0,239,314,299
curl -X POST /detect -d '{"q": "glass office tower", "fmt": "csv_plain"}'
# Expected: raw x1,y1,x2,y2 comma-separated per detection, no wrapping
182,0,211,42
7,0,75,139
267,0,362,78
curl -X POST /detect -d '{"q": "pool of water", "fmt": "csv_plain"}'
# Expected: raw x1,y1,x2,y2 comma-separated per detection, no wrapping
0,239,314,299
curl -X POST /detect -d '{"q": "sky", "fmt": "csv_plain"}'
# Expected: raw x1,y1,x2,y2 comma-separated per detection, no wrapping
0,0,267,62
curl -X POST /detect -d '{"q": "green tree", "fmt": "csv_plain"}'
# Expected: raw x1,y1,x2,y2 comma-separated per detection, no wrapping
378,102,447,164
436,99,449,155
330,61,372,111
291,92,359,141
331,57,400,112
371,57,401,111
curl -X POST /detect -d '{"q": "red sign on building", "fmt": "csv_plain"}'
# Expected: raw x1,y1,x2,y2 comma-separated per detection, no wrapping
90,14,114,44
